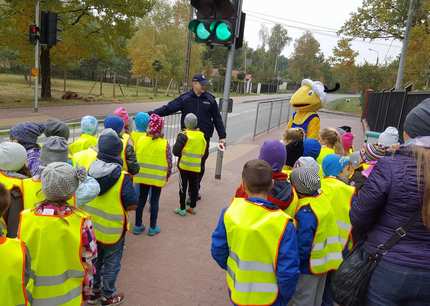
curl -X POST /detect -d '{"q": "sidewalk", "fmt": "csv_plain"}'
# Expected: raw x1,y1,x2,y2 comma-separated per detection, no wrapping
115,112,363,306
0,94,290,128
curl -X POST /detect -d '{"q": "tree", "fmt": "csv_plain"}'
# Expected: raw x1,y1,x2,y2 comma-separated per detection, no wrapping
288,32,324,83
330,38,359,92
268,24,291,79
0,0,155,99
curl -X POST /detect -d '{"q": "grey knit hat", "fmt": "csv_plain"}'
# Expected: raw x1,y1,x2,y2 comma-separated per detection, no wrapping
294,157,320,173
40,136,69,167
184,113,198,129
290,165,321,195
404,98,430,138
41,162,80,202
0,142,27,171
44,119,70,140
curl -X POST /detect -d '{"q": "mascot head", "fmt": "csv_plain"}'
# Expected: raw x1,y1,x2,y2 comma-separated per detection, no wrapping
290,79,340,113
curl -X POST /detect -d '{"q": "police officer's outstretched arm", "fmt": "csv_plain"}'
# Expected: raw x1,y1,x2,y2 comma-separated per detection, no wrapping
152,96,183,117
211,99,227,140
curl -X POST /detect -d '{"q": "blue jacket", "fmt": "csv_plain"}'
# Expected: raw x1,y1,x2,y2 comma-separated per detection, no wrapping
295,206,317,275
153,90,227,139
211,198,300,306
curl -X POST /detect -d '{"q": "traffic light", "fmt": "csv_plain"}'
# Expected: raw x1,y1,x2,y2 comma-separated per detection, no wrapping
29,24,39,45
189,0,244,47
40,11,61,47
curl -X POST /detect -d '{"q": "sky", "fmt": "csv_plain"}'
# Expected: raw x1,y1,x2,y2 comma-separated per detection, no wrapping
242,0,403,64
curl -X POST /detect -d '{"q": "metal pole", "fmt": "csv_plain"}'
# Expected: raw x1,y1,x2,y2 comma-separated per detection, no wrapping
183,5,193,91
33,0,40,113
267,102,273,132
395,0,416,89
215,0,243,180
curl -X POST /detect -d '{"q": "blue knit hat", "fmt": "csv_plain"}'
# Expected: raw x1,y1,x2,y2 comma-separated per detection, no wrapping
10,122,45,145
322,154,350,177
134,112,150,132
258,140,286,172
81,116,98,135
104,115,124,135
303,138,321,160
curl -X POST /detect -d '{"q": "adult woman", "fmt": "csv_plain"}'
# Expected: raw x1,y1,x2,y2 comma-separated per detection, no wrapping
350,98,430,306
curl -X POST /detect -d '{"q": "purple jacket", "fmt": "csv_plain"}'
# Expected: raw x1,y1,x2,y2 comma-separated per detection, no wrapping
350,148,430,270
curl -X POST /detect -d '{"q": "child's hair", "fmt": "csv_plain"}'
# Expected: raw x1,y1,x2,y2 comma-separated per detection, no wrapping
0,183,10,217
242,159,273,194
283,128,305,144
320,128,344,155
415,146,430,229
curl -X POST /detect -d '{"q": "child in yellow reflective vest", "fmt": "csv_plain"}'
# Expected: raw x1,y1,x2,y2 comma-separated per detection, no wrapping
212,159,300,306
69,115,98,155
289,164,343,306
0,182,30,306
173,113,207,216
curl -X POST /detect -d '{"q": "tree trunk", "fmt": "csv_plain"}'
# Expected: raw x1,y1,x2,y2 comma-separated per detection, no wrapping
41,47,51,99
63,69,67,92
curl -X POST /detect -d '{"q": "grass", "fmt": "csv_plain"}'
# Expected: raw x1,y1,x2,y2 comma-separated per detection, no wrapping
324,97,362,114
0,73,184,108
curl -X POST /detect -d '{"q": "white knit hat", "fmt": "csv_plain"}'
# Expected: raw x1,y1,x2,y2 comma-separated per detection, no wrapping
41,162,81,202
0,142,27,171
378,127,399,148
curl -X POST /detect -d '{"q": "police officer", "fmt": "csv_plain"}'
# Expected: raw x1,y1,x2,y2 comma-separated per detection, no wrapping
152,73,226,197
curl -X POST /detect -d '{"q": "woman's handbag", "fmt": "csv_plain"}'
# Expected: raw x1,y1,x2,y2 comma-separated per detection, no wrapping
331,212,419,306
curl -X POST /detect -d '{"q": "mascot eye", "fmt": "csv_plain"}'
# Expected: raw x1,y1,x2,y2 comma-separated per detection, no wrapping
307,90,313,96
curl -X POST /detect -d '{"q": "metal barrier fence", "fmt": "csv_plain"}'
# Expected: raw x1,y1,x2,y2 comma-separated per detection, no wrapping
253,98,291,138
0,112,183,173
364,88,430,139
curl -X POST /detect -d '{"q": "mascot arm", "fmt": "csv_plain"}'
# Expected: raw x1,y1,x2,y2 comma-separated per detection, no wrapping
306,116,320,139
287,117,293,129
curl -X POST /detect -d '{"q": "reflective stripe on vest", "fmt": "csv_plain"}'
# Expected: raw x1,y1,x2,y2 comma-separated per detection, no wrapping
81,172,126,244
179,130,207,173
0,237,28,306
121,134,130,172
69,134,98,155
135,136,168,187
72,148,98,171
22,179,76,210
19,209,86,306
224,198,290,305
296,192,343,274
321,177,355,249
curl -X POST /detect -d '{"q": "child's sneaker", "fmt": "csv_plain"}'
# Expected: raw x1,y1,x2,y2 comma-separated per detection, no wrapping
87,291,102,305
101,293,125,305
147,226,161,236
132,224,145,235
174,208,187,216
186,207,196,215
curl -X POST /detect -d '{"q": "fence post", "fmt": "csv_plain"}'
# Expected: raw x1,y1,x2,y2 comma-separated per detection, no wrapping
374,89,385,131
396,84,413,130
253,102,261,139
382,88,395,129
278,101,284,127
267,102,274,133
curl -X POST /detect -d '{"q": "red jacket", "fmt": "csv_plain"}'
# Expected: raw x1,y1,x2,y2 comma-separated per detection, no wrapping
235,172,295,211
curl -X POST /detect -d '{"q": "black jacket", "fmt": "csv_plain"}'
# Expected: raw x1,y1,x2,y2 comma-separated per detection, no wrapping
172,132,188,157
153,90,226,139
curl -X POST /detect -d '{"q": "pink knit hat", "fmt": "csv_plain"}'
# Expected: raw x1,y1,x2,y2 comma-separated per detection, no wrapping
148,114,164,136
341,132,354,153
113,107,129,127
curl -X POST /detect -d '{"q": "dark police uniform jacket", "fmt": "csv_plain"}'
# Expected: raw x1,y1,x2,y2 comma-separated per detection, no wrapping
153,90,226,140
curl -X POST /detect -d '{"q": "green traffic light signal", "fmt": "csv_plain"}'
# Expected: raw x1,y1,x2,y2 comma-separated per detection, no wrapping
196,22,210,40
215,22,232,41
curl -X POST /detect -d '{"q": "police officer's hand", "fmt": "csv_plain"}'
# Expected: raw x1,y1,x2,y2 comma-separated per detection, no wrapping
218,139,226,151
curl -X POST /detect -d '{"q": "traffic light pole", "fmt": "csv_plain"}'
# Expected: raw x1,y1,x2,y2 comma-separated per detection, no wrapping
214,0,243,180
33,0,40,113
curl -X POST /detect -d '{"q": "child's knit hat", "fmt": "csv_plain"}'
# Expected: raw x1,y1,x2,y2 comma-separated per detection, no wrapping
303,138,321,160
0,142,27,171
81,116,98,135
134,112,150,132
41,162,82,202
341,132,354,153
10,122,45,145
44,119,70,140
322,154,349,177
148,114,164,136
258,140,286,172
378,127,399,148
104,115,124,135
40,136,69,167
290,165,321,195
114,107,130,127
294,156,320,174
184,113,198,130
360,143,385,163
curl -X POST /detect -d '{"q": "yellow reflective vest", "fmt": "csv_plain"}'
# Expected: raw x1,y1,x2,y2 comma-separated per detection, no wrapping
224,198,291,305
22,178,76,209
19,208,87,306
317,146,335,177
81,172,126,245
179,130,207,173
135,136,169,187
321,177,355,249
284,187,299,218
296,192,343,274
0,217,7,236
0,236,28,306
69,134,98,155
121,133,131,172
130,131,147,146
72,148,98,171
0,171,24,192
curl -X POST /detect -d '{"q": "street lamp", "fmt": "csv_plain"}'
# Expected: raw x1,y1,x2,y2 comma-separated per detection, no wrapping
369,48,379,66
